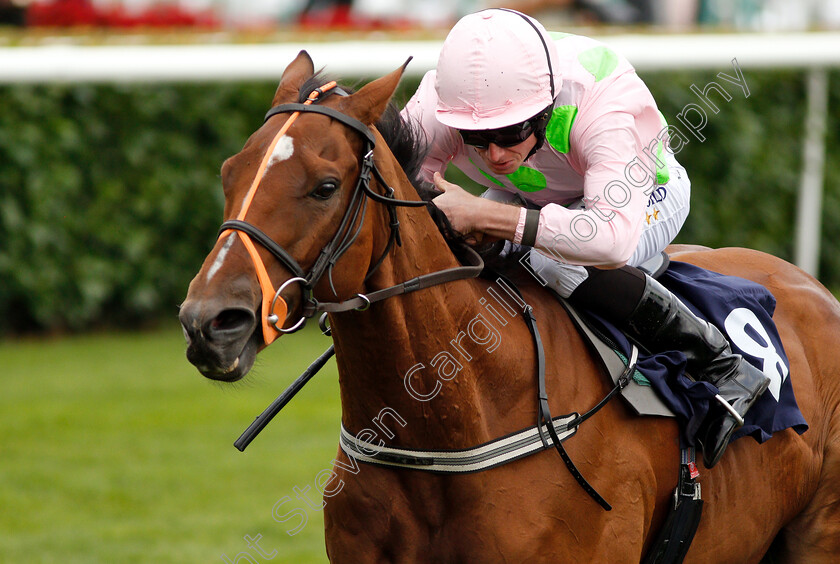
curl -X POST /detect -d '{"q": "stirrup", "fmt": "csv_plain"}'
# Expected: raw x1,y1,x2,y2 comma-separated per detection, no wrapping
712,394,745,427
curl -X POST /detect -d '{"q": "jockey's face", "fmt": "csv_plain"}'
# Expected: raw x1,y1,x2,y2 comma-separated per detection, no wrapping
475,134,538,175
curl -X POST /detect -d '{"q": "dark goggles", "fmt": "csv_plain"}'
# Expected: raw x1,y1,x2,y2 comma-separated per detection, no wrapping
458,109,549,149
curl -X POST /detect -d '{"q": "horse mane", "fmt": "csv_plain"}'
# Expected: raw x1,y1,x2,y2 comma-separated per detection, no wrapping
297,73,476,255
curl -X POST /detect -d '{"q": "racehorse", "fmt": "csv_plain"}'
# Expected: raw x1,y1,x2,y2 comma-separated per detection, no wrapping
179,51,840,563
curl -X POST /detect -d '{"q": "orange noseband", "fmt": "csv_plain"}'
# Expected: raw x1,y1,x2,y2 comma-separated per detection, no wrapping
219,82,338,346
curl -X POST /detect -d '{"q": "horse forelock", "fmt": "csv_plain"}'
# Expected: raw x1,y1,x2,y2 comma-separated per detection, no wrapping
296,71,341,104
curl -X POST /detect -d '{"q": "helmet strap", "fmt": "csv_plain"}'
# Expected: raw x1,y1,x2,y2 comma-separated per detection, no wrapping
525,104,554,160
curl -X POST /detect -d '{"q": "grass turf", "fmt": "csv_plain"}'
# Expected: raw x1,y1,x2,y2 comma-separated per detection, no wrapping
0,321,340,563
1,318,793,563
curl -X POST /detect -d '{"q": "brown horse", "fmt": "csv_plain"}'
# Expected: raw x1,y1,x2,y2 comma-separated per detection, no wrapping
179,51,840,563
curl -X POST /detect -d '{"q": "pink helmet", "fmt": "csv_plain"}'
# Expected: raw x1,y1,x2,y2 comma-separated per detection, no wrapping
435,9,559,131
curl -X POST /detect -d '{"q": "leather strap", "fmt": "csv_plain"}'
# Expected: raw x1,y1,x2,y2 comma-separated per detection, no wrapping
490,272,612,510
265,103,377,147
305,245,485,316
339,415,578,472
234,345,336,451
220,219,307,280
521,302,613,511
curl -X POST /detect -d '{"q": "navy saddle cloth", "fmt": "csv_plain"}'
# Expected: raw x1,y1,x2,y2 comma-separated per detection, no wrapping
584,260,808,446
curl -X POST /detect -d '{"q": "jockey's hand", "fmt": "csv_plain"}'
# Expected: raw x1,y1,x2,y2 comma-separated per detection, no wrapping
432,172,481,237
431,172,520,247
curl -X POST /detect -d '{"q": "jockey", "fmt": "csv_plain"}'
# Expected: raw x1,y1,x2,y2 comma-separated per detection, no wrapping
401,8,770,468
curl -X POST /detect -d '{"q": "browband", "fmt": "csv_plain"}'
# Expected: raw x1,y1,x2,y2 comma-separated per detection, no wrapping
264,103,377,147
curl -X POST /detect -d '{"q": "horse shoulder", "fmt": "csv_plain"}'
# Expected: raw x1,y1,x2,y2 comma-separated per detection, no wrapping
517,279,679,547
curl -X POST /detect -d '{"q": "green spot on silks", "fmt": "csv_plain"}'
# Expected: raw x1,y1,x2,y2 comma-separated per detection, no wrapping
549,31,573,40
507,167,547,192
545,105,578,154
656,141,670,185
656,110,671,186
578,46,619,82
468,157,506,187
654,112,671,185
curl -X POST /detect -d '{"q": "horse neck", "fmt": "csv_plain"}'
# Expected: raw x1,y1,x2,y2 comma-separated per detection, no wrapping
328,165,538,448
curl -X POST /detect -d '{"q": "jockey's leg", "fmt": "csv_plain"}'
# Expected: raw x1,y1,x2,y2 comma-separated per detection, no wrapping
565,266,771,469
528,153,770,467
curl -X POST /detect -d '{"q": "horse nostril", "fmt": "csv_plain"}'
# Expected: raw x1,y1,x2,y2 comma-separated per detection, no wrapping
206,308,255,339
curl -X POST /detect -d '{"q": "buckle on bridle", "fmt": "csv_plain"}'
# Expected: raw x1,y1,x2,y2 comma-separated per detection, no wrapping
318,312,332,336
358,149,375,185
354,293,371,311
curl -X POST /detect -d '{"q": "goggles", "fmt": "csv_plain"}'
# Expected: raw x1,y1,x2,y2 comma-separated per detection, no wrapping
458,109,549,149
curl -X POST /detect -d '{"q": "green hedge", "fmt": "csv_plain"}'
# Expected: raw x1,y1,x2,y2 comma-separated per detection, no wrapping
0,81,277,333
0,69,837,334
646,68,840,291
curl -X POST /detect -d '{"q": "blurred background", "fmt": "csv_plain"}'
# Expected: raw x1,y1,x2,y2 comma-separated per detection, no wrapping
2,1,839,563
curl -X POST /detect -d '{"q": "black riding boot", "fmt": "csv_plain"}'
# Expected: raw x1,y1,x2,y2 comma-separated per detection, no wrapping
622,275,771,468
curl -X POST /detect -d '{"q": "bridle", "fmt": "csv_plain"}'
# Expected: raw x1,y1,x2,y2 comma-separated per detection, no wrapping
225,80,622,513
218,81,483,345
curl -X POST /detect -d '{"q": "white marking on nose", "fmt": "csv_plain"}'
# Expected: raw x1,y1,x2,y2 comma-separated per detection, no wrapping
206,233,236,282
262,135,294,179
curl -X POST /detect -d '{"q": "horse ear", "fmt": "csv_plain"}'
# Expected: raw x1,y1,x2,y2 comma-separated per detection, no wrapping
341,57,412,125
271,50,315,106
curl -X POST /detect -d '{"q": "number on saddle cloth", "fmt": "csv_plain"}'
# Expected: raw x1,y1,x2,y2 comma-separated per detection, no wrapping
577,260,808,447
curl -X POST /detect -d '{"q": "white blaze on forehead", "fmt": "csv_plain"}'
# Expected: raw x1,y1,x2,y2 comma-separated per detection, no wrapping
262,135,295,179
206,233,236,282
237,135,295,214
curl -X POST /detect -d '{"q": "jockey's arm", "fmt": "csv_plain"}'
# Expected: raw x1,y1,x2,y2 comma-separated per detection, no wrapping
432,111,649,266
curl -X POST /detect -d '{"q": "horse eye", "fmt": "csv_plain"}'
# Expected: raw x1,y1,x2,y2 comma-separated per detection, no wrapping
310,181,339,200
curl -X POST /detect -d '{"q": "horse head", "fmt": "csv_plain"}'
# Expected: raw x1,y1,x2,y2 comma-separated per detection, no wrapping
179,51,413,381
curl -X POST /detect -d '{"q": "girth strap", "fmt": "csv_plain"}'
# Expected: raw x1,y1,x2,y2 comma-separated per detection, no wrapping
338,415,578,472
642,447,704,564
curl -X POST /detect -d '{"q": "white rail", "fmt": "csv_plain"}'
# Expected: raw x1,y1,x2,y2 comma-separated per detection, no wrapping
1,32,838,276
1,32,840,82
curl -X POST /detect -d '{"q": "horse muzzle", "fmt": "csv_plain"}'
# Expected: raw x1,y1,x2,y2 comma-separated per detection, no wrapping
178,299,260,381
